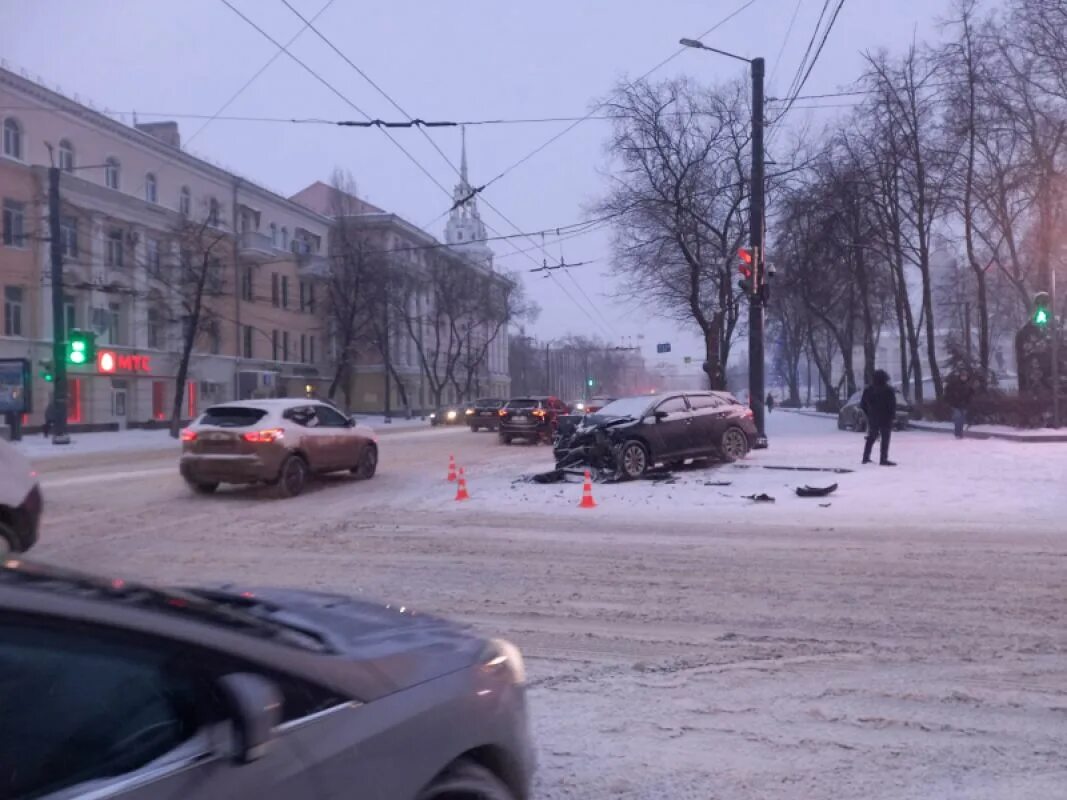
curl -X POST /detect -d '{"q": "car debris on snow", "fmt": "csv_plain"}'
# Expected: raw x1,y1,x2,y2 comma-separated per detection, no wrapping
742,492,776,503
796,483,838,498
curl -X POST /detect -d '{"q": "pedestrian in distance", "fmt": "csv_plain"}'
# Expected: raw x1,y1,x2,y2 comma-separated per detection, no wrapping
765,392,775,413
42,398,56,438
860,369,897,466
944,368,975,439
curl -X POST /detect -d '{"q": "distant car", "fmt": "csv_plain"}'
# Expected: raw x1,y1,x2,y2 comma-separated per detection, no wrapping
180,399,378,498
0,560,535,800
429,405,465,426
0,439,41,556
466,398,505,431
498,396,570,444
554,391,758,479
837,388,912,432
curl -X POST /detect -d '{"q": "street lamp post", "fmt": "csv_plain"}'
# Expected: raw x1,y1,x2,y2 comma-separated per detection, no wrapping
680,38,767,446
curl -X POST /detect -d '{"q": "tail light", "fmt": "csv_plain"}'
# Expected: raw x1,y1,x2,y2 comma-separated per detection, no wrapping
180,429,198,442
744,408,754,419
498,409,508,418
532,409,547,419
242,428,285,444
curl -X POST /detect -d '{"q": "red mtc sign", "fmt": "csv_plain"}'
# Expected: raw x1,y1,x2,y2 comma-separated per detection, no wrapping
97,351,152,374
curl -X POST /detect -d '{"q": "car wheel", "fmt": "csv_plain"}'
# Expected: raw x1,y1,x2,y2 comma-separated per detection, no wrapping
618,440,649,480
719,426,749,462
186,480,219,495
499,434,511,445
351,445,378,480
417,759,516,800
274,454,308,498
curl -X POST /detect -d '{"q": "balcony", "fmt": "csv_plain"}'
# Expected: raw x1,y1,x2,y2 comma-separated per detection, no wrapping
292,239,330,278
238,230,276,262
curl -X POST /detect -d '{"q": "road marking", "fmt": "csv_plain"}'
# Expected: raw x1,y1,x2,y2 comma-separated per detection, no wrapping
43,466,176,488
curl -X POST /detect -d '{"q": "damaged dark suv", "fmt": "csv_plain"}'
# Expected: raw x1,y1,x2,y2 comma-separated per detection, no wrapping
553,392,758,480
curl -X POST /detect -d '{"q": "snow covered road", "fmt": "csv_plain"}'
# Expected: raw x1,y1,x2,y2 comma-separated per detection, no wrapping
24,413,1067,798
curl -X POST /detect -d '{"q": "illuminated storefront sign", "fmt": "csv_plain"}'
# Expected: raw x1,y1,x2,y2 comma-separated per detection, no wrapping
97,351,152,374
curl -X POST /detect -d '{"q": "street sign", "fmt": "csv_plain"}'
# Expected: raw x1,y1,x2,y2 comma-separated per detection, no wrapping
656,342,671,354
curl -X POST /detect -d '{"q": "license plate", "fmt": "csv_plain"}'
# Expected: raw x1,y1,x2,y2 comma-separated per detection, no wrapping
205,432,230,441
480,411,493,416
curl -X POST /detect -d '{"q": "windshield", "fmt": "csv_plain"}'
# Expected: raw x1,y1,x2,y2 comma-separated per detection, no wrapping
594,396,653,419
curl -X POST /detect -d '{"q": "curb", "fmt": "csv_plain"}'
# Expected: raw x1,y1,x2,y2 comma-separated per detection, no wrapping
781,408,1067,443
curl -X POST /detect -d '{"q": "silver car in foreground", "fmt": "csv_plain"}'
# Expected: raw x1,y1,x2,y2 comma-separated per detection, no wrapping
0,560,534,800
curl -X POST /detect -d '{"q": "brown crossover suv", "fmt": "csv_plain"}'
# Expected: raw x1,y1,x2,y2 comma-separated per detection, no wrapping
180,399,378,497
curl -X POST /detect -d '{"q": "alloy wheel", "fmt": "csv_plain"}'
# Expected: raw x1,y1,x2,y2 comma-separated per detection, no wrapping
721,428,748,461
621,442,647,478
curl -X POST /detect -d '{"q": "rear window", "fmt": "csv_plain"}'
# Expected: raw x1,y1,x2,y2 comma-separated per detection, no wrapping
475,398,503,406
506,398,540,409
199,406,268,428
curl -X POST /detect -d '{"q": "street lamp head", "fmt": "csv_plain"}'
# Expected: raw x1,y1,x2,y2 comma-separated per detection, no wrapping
679,38,704,49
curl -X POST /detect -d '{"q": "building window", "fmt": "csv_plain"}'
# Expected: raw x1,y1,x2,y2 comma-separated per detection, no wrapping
144,173,158,203
243,325,253,358
179,186,191,216
4,286,24,336
147,307,162,349
241,267,254,301
2,118,22,160
309,335,315,364
300,333,306,363
271,273,279,307
106,228,124,267
2,199,25,248
271,329,279,361
281,276,289,309
145,237,160,273
208,198,220,226
281,227,289,250
63,296,76,333
152,380,166,419
60,216,78,258
107,301,123,345
282,331,289,361
104,157,120,190
58,139,74,172
270,223,278,247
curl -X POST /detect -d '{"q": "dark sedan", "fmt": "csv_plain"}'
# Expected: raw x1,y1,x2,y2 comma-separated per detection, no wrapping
554,391,758,479
429,404,465,426
466,398,505,431
837,388,912,432
0,560,534,800
498,396,569,444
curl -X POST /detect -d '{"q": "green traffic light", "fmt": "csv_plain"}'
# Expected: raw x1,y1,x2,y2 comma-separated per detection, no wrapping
1034,308,1049,326
69,350,86,365
587,378,594,387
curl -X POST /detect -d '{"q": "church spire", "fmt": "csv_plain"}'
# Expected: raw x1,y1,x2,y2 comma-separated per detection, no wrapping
460,124,469,186
444,126,493,270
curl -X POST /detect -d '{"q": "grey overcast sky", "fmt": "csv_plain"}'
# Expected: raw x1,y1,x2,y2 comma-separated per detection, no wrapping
2,0,960,368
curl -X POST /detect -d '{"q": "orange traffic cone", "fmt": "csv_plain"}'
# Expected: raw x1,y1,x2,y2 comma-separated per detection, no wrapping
447,454,457,482
578,469,597,508
454,467,470,501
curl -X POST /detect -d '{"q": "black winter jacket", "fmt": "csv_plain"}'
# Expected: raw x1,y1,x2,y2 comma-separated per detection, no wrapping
860,384,897,428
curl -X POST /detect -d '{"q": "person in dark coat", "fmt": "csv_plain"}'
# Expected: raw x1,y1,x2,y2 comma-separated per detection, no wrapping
860,369,897,466
944,369,975,439
42,398,57,438
765,392,775,413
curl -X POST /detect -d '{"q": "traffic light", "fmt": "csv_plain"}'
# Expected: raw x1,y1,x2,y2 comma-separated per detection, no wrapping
737,247,754,293
1032,292,1051,327
587,377,595,387
66,329,96,365
38,360,54,382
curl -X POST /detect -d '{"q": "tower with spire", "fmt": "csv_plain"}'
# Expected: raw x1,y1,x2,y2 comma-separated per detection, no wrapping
444,126,493,270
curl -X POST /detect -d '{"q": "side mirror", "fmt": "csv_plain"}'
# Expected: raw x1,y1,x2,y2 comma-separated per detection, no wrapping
654,410,669,421
218,673,283,763
346,416,357,427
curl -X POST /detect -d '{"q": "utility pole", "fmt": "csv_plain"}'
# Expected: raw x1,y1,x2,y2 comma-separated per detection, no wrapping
748,56,767,446
382,292,392,423
1052,266,1060,428
48,166,70,444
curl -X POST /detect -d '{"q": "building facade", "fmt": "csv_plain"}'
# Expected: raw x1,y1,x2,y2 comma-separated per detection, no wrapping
291,137,510,414
0,66,331,430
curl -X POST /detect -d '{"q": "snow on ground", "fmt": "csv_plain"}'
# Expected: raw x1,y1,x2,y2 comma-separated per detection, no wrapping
405,411,1067,534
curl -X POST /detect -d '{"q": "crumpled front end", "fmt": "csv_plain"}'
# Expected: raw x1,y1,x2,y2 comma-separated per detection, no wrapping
551,419,633,482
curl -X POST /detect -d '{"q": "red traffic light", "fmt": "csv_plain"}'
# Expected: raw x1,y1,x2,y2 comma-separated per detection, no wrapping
738,248,753,278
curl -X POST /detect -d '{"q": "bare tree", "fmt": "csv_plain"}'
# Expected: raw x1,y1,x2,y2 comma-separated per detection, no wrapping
598,77,750,389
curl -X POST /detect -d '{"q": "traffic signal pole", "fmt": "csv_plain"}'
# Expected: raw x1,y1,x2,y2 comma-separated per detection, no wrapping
1052,267,1060,428
48,166,70,444
748,56,767,446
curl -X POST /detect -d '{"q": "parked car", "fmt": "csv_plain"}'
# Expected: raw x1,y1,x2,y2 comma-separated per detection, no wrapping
498,396,570,444
837,388,912,432
429,405,464,426
180,399,378,498
554,391,758,479
0,439,41,556
0,559,535,800
466,398,505,431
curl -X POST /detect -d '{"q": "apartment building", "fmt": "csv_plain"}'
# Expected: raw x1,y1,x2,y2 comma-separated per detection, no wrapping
0,66,330,430
292,164,511,413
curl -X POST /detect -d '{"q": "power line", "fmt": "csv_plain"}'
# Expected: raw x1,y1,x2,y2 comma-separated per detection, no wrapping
780,0,831,109
276,0,617,337
773,0,847,129
769,0,805,89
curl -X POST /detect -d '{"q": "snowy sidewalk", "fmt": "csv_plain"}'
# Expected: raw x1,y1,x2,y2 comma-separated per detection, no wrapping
785,407,1067,443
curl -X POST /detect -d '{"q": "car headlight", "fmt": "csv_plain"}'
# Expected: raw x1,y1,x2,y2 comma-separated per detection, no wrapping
575,402,585,411
429,412,437,419
446,410,457,420
465,408,475,415
482,638,526,685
